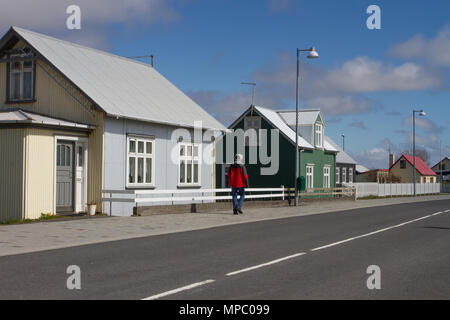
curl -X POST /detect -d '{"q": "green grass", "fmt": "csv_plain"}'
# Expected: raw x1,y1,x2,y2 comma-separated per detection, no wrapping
0,213,68,225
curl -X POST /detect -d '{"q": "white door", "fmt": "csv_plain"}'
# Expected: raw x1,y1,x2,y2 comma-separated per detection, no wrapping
56,142,74,212
74,143,87,212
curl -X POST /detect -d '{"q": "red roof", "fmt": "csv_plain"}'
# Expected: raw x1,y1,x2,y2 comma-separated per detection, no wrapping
392,155,437,176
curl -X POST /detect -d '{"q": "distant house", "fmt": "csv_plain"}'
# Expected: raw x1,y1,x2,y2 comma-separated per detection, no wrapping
356,169,390,183
390,155,437,183
431,157,450,182
0,27,225,221
216,106,338,189
355,164,369,174
324,136,356,186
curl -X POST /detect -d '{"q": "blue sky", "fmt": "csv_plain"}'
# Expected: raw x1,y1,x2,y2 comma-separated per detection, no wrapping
1,0,449,169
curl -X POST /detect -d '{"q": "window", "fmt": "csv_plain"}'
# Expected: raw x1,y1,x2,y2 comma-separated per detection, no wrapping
127,136,154,187
349,168,353,183
336,167,340,184
323,166,330,188
306,165,314,189
442,164,446,171
9,56,34,101
179,142,201,186
77,146,84,167
315,123,323,148
400,160,406,169
244,116,261,146
342,167,347,184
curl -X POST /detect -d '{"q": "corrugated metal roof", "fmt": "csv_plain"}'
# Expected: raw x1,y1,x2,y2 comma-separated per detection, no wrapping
324,136,356,164
0,109,94,129
12,27,225,131
278,110,321,126
356,164,369,173
254,106,313,149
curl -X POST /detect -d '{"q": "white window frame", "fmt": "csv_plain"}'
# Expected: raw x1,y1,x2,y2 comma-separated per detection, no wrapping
336,167,340,184
349,168,353,183
244,116,261,146
9,55,34,101
178,142,201,187
342,167,347,184
306,165,314,189
126,136,155,188
323,166,331,188
315,123,323,148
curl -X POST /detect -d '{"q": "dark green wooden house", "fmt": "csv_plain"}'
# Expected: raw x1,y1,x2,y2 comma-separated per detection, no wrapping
216,105,338,189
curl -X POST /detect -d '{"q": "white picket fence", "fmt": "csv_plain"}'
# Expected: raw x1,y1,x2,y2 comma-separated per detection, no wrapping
102,187,285,215
345,183,440,199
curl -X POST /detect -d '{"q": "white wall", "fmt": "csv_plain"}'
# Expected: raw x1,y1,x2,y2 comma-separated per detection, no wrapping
103,117,214,216
346,182,440,198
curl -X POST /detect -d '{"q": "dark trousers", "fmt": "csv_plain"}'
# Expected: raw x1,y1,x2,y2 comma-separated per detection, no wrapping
232,187,245,211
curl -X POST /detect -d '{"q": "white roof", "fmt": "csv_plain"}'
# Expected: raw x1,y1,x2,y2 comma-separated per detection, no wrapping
356,164,369,173
278,110,321,126
12,27,225,131
254,106,314,149
0,109,94,129
324,136,356,164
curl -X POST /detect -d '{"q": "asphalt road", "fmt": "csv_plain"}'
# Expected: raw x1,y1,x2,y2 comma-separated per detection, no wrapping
0,199,449,300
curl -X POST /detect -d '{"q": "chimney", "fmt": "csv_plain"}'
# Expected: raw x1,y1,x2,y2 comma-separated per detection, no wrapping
389,154,395,168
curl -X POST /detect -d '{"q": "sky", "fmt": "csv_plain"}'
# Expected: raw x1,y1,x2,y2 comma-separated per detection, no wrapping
1,0,449,169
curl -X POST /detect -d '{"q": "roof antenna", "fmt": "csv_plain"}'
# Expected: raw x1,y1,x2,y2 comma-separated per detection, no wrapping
126,54,155,68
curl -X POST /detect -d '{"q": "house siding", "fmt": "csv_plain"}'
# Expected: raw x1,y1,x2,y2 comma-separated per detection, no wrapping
217,114,335,189
103,117,214,216
390,160,435,183
0,128,25,221
0,45,105,215
23,128,55,219
335,163,356,186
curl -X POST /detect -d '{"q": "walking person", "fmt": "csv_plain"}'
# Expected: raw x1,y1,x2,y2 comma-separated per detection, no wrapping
227,154,249,215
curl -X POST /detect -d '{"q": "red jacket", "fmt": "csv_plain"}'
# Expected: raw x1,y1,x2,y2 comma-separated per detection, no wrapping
227,164,249,188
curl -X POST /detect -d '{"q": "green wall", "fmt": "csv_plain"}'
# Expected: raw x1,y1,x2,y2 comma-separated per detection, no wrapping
216,110,336,189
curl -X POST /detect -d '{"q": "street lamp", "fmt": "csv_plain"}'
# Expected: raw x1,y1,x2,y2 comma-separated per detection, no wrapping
341,134,345,151
413,109,426,196
295,47,319,206
241,82,257,106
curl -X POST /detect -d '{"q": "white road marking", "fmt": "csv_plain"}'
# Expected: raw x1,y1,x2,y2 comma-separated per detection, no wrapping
142,208,449,299
226,252,306,276
311,211,446,251
142,279,215,300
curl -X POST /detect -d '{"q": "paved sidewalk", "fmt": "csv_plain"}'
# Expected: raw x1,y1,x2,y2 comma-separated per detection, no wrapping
1,195,449,257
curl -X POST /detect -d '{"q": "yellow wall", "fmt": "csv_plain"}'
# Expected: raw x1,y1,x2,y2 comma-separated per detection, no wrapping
23,128,56,219
390,160,435,183
0,128,25,221
0,42,105,217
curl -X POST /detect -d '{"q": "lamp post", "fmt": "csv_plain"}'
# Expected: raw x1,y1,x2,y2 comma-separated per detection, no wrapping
295,47,319,206
341,134,345,151
413,109,426,196
241,82,257,106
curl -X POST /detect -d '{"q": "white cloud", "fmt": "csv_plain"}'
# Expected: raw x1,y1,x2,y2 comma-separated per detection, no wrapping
389,25,450,67
317,57,444,93
0,0,180,32
306,95,371,116
352,147,390,170
402,116,443,135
